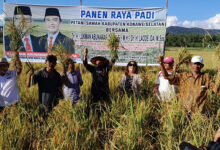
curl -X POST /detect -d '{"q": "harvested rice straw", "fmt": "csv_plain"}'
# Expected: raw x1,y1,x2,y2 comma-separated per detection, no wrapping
216,43,220,60
53,42,71,71
216,71,220,88
6,12,36,70
215,43,220,86
106,33,120,61
175,47,192,68
25,59,34,75
202,31,213,48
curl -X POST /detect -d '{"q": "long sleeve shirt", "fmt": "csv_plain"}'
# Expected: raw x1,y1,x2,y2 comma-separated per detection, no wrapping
83,58,114,102
63,71,83,102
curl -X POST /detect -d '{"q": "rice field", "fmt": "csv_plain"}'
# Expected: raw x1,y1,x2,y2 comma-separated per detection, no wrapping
0,45,220,150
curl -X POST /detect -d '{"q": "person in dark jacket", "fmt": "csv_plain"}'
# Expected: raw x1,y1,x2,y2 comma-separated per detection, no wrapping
27,55,63,112
83,48,115,116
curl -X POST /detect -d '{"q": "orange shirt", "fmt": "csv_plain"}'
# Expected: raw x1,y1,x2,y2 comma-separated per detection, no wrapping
169,72,216,113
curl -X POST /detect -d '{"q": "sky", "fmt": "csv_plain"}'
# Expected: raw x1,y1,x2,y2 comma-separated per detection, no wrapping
0,0,220,29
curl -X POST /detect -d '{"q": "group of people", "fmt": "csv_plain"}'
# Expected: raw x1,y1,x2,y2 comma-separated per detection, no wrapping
4,6,74,53
1,45,220,144
1,47,219,115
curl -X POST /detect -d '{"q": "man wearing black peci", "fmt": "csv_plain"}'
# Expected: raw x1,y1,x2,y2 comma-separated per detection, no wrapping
40,8,75,54
4,6,43,52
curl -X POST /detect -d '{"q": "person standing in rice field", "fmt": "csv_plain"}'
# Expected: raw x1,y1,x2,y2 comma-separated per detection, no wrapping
27,55,63,112
153,56,178,102
83,47,115,115
158,55,220,114
119,61,142,97
0,57,22,112
62,58,83,106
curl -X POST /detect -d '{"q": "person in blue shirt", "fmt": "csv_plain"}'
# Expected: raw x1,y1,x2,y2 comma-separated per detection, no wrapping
62,58,83,105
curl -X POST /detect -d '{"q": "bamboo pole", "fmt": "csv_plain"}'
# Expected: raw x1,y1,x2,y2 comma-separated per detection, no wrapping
166,0,168,9
163,0,168,54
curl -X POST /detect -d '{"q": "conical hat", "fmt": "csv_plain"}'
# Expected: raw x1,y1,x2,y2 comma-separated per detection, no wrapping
90,56,109,65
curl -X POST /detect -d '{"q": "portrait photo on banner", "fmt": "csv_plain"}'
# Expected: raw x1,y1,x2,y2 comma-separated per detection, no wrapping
3,3,77,62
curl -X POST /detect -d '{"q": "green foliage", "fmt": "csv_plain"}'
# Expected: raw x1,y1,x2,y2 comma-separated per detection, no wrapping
166,33,220,47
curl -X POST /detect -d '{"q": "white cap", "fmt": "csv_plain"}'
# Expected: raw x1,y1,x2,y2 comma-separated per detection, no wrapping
191,56,203,65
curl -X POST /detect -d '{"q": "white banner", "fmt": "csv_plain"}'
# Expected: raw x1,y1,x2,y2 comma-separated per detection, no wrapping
4,3,167,65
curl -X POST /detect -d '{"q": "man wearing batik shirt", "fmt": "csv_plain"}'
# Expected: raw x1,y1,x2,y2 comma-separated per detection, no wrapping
0,57,22,112
158,55,220,114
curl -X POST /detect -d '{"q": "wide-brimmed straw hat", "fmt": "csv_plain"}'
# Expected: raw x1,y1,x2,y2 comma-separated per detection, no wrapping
90,56,109,65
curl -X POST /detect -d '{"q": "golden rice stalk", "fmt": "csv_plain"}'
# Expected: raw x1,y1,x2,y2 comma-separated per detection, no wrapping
6,12,36,52
216,42,220,60
202,31,213,48
6,10,36,70
216,72,220,89
106,33,120,61
215,41,220,86
7,14,27,70
7,19,25,70
53,42,70,71
175,47,192,68
25,58,34,74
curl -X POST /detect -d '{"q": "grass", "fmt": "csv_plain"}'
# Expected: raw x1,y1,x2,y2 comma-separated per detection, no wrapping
0,44,3,58
0,44,220,149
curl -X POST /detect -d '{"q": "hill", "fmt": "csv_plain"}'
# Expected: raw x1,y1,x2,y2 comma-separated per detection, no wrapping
167,26,220,35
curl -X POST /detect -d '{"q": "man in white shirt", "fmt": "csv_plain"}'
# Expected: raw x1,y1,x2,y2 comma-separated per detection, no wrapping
0,57,22,112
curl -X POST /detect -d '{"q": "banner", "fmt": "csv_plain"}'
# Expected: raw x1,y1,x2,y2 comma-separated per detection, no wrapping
3,3,167,65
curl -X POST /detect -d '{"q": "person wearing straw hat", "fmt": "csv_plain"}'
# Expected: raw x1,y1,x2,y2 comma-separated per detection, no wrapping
0,57,22,112
153,56,178,102
158,55,220,114
62,58,83,105
83,48,115,114
40,8,75,54
4,6,42,52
